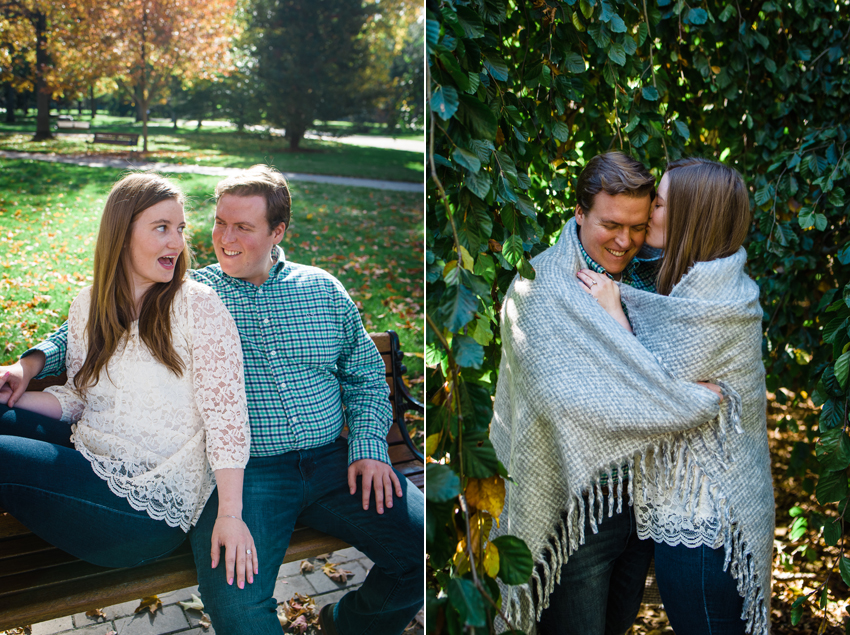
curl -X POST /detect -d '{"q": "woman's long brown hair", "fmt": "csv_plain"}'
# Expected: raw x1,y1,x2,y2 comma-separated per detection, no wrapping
74,173,192,393
655,158,751,296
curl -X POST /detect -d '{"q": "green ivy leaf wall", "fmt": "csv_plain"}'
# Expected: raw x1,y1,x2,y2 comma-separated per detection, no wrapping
427,0,850,631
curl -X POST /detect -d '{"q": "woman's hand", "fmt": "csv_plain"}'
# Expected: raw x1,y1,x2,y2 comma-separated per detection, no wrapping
211,515,258,589
697,381,724,403
577,269,633,333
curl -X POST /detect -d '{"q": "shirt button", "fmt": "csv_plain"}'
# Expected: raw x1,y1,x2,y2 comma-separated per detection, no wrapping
280,382,286,389
264,319,269,324
270,350,276,357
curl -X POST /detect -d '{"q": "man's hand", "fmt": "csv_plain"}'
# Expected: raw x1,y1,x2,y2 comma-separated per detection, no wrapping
0,353,44,409
348,459,403,514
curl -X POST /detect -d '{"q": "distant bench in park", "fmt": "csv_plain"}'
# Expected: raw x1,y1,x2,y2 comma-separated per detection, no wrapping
0,330,424,631
56,120,91,131
91,132,140,146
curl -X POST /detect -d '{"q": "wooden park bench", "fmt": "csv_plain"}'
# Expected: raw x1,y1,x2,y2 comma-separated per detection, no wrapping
0,330,423,630
56,120,91,131
91,132,139,146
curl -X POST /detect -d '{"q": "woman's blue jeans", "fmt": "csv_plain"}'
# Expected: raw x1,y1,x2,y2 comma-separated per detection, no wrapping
538,493,654,635
654,541,746,635
190,436,424,635
0,405,187,568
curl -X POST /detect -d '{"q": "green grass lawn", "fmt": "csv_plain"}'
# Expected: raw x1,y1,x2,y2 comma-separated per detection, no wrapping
0,115,424,182
0,160,424,407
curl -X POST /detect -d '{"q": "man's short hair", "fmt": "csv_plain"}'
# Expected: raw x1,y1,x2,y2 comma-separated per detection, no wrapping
215,164,291,231
575,151,655,213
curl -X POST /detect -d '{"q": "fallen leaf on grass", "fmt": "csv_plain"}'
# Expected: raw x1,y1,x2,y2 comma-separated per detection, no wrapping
85,608,106,620
300,559,314,573
178,594,205,612
134,595,162,615
322,561,354,583
199,612,212,629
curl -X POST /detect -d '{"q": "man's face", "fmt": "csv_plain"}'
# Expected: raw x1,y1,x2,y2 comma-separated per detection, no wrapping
212,194,286,286
575,191,651,279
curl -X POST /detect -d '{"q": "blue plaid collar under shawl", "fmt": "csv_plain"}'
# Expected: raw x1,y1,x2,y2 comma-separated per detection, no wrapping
577,234,661,292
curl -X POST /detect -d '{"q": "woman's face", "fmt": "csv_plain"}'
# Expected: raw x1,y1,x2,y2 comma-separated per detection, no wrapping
646,172,669,249
126,198,186,300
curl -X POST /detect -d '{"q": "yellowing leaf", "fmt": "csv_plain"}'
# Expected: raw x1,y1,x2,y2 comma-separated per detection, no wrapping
483,541,500,577
134,595,163,615
322,561,354,583
458,245,475,271
466,475,506,517
178,594,205,612
425,432,441,457
299,560,314,573
85,608,106,619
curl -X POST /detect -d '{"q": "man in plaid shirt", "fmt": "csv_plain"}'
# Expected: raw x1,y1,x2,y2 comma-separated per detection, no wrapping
2,165,423,635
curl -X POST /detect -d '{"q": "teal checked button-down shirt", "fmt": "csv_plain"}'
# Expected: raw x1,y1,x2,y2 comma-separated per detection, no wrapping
28,249,393,466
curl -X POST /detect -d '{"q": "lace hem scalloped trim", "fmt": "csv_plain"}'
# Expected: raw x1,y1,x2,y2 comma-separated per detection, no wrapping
498,396,769,635
79,446,198,533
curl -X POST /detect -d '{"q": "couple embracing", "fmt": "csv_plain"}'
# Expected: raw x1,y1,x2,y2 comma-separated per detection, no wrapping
0,165,423,635
491,152,774,635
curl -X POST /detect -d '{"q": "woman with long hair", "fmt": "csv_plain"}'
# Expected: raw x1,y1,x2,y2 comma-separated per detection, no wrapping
0,173,255,584
576,158,773,634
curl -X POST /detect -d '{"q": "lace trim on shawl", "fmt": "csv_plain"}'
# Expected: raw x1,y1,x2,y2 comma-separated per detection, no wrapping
498,389,769,635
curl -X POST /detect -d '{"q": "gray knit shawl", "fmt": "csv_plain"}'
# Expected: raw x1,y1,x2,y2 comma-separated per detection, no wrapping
491,218,772,634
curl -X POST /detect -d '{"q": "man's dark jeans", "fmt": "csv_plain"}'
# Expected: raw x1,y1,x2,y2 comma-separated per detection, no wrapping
538,494,653,635
190,436,424,635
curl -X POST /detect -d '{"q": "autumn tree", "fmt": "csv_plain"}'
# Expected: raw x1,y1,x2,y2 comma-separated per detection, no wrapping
98,0,240,151
359,0,424,131
245,0,372,150
0,0,97,140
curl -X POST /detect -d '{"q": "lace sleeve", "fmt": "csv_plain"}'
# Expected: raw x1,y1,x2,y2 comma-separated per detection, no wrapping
43,288,90,422
187,284,250,470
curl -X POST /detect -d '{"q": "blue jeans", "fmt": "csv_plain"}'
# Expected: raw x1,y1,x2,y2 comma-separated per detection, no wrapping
190,436,424,635
538,495,654,635
0,405,187,568
654,542,745,635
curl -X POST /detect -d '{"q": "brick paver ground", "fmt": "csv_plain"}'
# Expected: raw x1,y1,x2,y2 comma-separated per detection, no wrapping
18,548,423,635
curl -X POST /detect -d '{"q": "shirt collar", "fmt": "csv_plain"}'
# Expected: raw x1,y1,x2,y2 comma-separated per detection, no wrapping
575,224,659,282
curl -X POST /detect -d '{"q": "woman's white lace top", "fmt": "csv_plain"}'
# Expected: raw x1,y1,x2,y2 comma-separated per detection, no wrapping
45,279,250,532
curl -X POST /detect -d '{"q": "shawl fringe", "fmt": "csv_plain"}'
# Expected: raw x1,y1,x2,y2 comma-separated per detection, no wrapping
499,394,766,634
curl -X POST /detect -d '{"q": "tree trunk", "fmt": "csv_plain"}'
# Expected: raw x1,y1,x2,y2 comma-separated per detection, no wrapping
90,85,95,119
140,3,148,152
134,85,144,122
4,83,14,123
32,11,52,141
78,99,83,116
287,124,306,151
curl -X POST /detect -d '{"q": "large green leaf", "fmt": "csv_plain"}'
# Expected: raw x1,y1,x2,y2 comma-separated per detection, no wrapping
448,578,487,627
816,428,850,472
453,334,485,369
461,429,501,477
436,283,479,333
492,535,534,585
816,470,849,505
457,95,498,139
426,464,461,502
502,234,524,266
432,85,460,120
453,147,481,173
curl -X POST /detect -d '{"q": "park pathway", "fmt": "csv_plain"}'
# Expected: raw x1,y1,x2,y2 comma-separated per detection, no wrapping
0,151,423,193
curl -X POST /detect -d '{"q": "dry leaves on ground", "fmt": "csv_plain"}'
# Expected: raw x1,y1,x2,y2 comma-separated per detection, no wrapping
322,561,354,583
300,560,315,573
277,593,319,634
85,608,106,620
178,594,205,612
134,595,163,615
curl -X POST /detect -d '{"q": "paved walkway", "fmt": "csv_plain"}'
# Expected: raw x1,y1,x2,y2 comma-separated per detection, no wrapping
23,547,423,635
0,151,423,193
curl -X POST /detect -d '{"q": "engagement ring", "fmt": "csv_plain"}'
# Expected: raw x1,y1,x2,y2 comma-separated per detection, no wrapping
246,549,252,555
